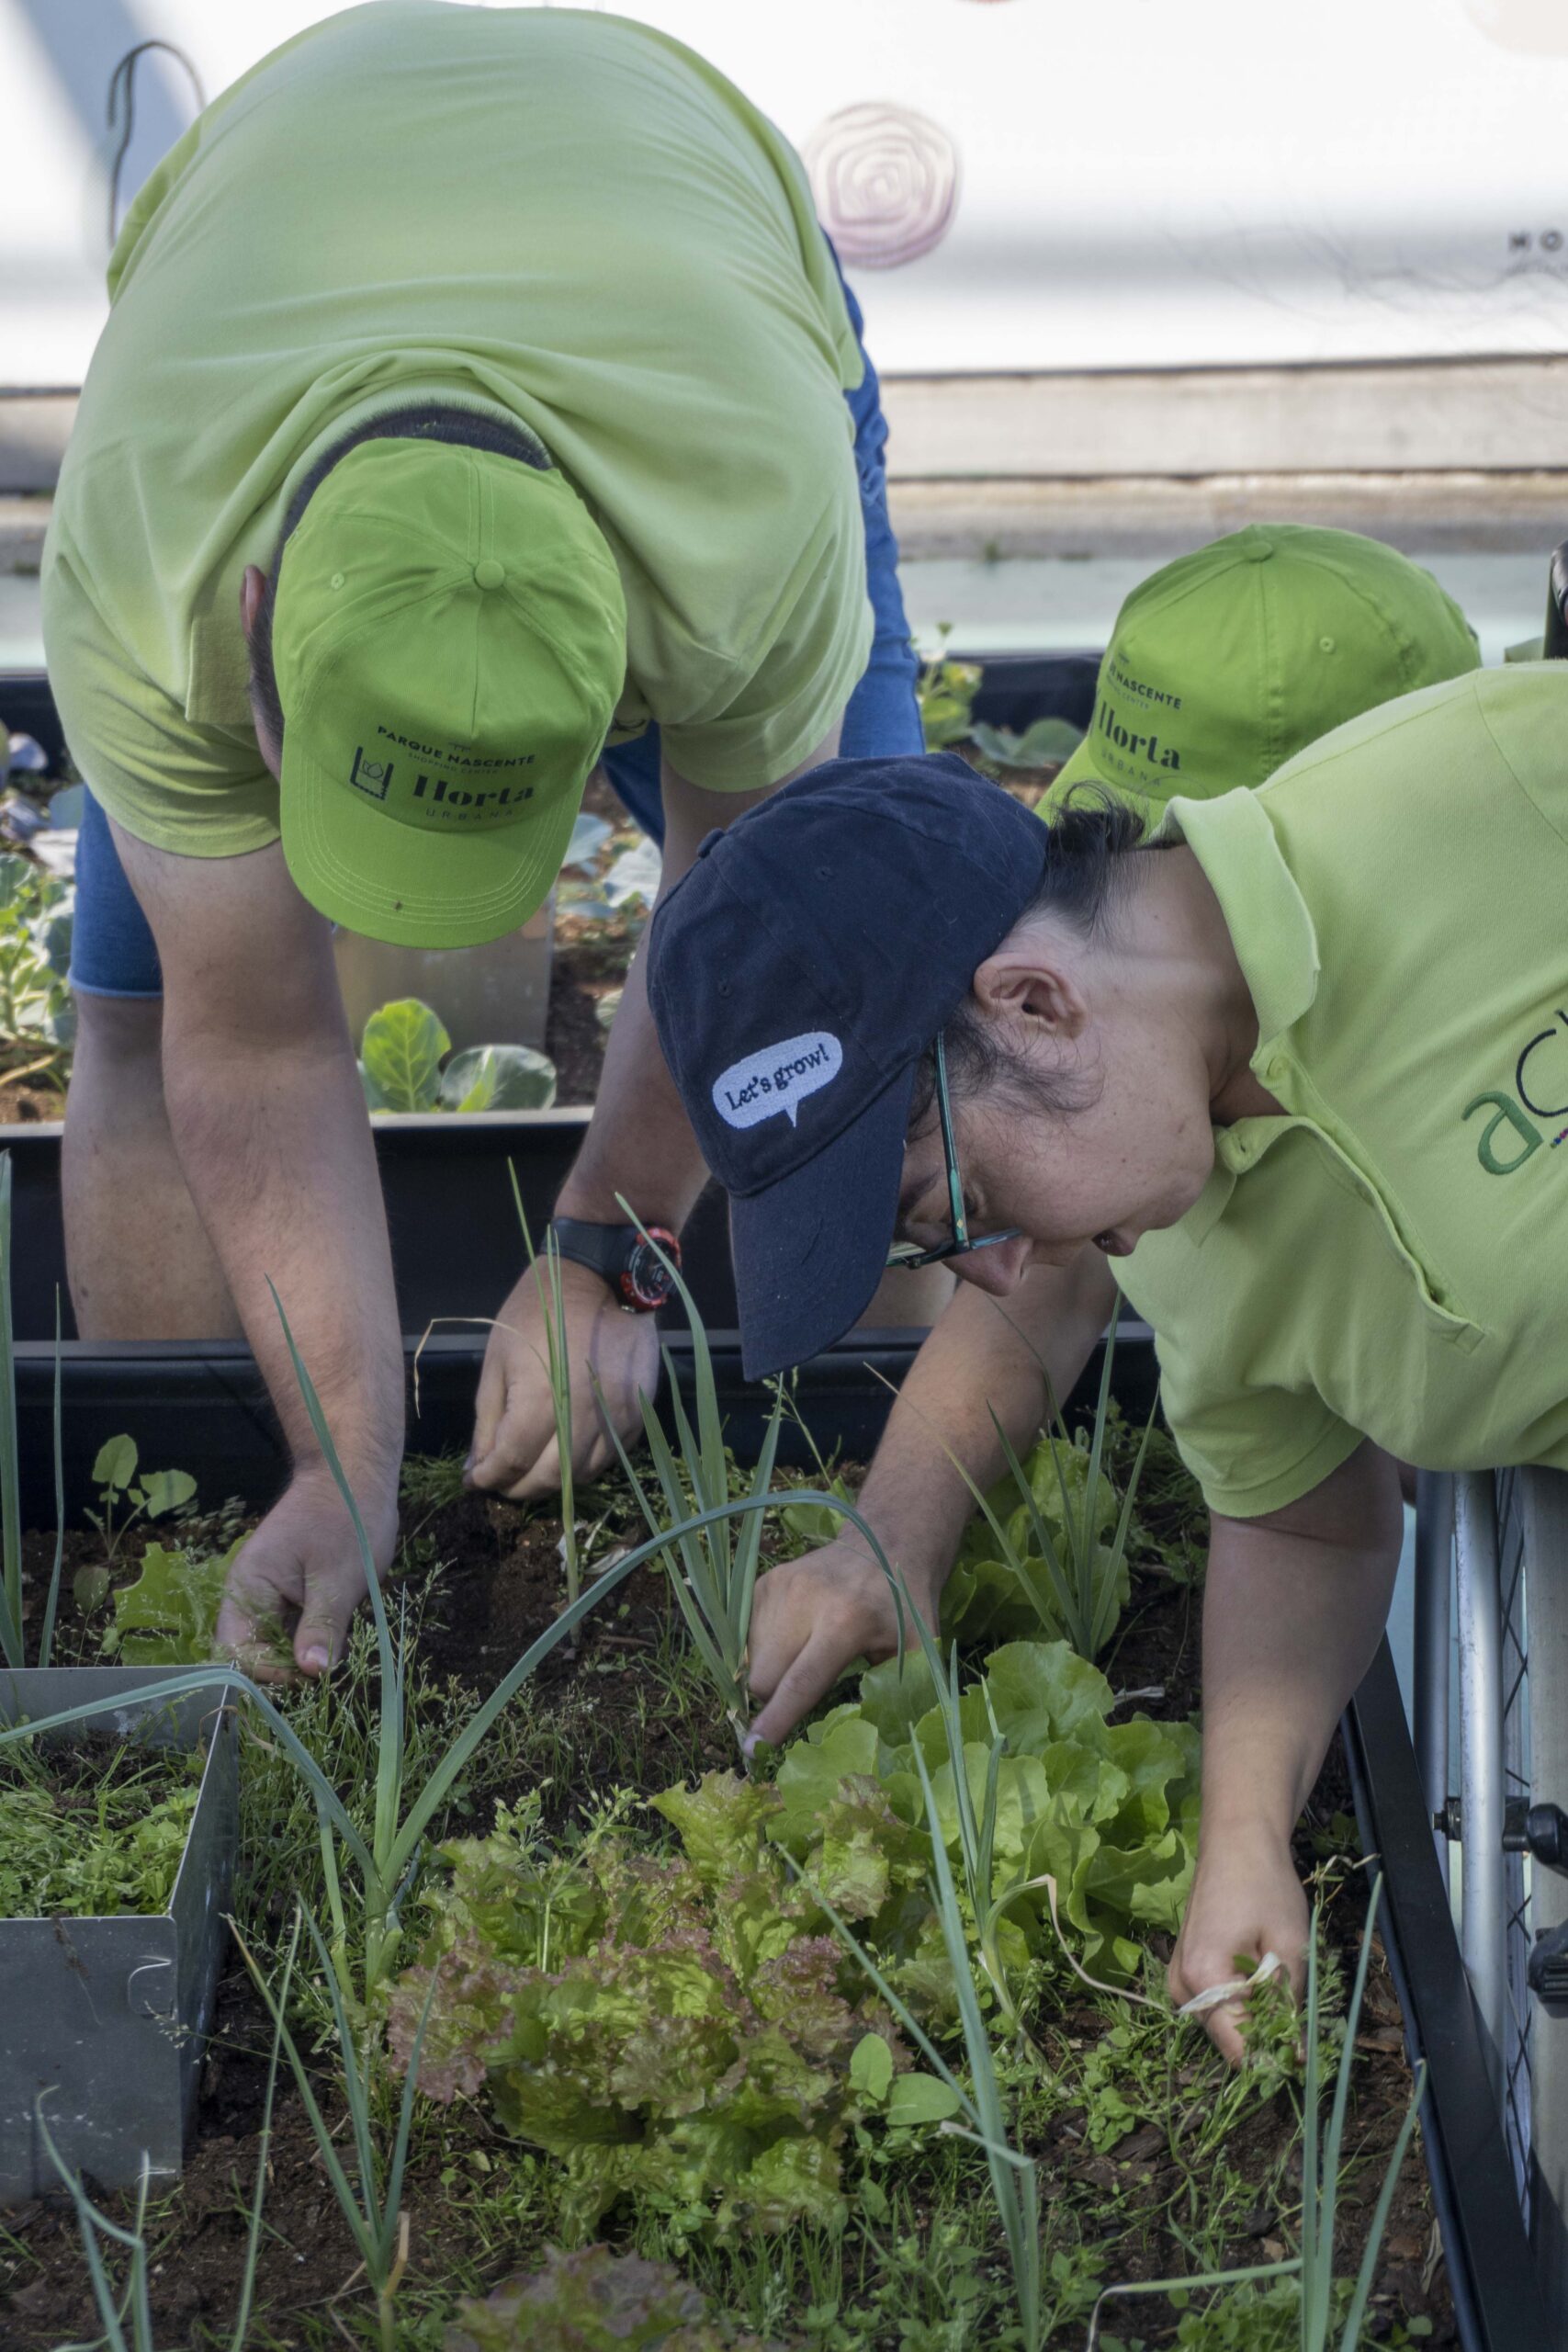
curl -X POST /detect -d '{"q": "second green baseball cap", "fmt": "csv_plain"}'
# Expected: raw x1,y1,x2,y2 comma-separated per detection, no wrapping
1043,524,1479,823
273,435,627,948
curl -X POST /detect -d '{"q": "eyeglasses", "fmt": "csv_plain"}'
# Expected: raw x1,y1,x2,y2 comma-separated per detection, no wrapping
886,1034,1024,1271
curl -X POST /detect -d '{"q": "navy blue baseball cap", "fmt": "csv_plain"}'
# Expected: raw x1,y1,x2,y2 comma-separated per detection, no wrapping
648,752,1052,1378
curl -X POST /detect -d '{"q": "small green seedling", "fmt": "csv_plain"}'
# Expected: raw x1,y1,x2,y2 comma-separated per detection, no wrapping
917,628,982,751
79,1435,197,1609
358,997,556,1113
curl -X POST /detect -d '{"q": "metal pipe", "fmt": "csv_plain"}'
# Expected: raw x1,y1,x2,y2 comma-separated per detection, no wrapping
1456,1471,1508,2104
1415,1470,1455,1889
1520,1470,1568,2335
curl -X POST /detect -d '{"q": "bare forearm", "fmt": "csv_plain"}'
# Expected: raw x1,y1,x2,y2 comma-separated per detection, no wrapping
559,748,833,1230
857,1250,1118,1584
558,927,709,1227
163,1021,403,1491
1201,1444,1404,1840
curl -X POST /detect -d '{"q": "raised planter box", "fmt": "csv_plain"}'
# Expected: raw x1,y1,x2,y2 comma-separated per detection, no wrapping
0,1668,238,2204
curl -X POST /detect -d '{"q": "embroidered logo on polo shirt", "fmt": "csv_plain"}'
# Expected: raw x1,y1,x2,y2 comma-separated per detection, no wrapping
1463,1005,1568,1174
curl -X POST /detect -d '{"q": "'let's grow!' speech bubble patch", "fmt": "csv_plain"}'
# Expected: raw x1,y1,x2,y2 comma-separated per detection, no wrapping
712,1031,843,1130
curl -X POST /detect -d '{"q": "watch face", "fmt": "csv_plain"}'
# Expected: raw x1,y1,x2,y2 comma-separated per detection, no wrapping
623,1237,678,1312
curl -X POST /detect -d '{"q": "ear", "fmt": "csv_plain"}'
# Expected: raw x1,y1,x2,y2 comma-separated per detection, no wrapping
971,935,1089,1046
240,565,269,642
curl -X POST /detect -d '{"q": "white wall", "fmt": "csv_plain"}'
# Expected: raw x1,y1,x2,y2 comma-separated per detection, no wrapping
6,0,1568,386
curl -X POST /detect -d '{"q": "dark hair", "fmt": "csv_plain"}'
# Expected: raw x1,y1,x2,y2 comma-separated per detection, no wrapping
246,401,548,751
908,787,1160,1133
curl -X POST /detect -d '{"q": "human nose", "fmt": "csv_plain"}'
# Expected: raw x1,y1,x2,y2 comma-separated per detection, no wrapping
951,1234,1035,1296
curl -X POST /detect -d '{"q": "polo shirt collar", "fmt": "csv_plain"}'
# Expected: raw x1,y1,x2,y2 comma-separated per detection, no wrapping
1158,788,1320,1053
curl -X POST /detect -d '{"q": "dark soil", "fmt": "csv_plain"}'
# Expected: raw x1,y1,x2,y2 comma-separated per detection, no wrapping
0,1076,63,1124
0,1488,1454,2349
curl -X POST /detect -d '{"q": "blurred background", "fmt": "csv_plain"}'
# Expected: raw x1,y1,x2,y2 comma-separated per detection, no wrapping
5,0,1568,668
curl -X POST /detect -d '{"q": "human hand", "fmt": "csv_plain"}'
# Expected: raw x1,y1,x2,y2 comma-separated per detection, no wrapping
467,1255,660,1501
745,1534,941,1750
1168,1819,1311,2064
215,1465,399,1683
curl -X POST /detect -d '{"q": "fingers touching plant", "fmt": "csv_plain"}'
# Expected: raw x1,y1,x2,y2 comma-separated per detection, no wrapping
1084,1880,1426,2351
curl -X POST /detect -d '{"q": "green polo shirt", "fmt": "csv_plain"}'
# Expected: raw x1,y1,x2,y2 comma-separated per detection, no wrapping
42,2,871,857
1114,663,1568,1518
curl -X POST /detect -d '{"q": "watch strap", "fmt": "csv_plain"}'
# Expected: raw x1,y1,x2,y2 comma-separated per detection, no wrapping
545,1216,681,1311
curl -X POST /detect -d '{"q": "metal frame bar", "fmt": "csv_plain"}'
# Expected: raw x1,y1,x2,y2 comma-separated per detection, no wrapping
1413,1470,1454,1885
1456,1472,1508,2094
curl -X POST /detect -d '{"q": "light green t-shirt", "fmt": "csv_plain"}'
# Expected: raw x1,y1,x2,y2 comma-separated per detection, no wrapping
42,2,872,856
1114,663,1568,1517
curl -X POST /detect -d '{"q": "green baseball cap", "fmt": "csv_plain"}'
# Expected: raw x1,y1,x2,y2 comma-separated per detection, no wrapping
1043,524,1480,823
273,435,626,948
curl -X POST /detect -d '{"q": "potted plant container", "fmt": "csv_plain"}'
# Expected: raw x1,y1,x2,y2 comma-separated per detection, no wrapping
0,1665,238,2202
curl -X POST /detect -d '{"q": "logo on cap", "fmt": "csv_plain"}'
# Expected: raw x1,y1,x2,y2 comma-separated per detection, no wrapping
713,1031,843,1130
349,748,394,800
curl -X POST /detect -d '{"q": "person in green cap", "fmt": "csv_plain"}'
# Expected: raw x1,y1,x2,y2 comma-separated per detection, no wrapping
735,524,1481,2043
44,4,924,1677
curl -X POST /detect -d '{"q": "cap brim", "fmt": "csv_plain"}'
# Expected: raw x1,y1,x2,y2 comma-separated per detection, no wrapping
730,1061,917,1381
280,738,584,949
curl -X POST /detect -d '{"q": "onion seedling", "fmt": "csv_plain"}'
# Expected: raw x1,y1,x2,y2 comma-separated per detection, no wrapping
598,1204,784,1751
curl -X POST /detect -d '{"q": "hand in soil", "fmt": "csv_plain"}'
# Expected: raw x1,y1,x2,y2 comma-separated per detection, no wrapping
467,1254,661,1500
744,1537,940,1749
1168,1816,1311,2064
214,1466,399,1680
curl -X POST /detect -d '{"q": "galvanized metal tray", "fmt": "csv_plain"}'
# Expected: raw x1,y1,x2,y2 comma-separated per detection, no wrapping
0,1668,238,2204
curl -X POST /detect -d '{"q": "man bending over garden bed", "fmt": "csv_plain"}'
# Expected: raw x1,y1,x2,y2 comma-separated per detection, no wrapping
44,2,921,1677
643,528,1568,2060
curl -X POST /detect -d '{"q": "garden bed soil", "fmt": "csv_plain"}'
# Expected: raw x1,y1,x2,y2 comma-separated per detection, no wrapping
0,1474,1455,2351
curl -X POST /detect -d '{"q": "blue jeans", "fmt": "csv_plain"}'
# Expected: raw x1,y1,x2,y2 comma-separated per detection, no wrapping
69,247,920,997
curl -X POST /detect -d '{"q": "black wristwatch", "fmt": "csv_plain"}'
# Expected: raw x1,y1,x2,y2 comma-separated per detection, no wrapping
546,1216,682,1312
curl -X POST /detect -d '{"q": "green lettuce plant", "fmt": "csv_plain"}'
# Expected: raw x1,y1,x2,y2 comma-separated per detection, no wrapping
773,1637,1200,1988
931,1305,1156,1663
358,997,556,1113
971,717,1084,771
385,1770,925,2239
446,2245,769,2352
99,1535,247,1664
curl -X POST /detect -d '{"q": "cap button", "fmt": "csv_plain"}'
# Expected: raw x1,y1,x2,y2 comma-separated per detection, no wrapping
1241,535,1273,564
474,559,506,592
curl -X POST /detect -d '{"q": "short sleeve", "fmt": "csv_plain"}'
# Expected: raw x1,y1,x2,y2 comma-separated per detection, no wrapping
1145,1317,1366,1519
42,551,279,858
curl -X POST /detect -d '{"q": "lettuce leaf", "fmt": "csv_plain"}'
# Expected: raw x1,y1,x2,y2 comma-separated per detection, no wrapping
444,2243,768,2351
389,1773,910,2235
